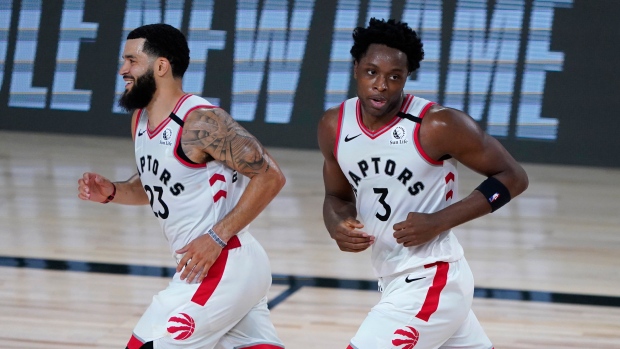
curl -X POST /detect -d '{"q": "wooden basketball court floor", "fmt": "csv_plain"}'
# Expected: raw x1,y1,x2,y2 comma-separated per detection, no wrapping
1,130,619,348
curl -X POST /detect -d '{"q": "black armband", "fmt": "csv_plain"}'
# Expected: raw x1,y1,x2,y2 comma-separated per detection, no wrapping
475,177,511,212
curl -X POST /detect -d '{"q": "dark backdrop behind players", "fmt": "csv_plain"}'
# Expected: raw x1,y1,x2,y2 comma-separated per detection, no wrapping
0,0,618,167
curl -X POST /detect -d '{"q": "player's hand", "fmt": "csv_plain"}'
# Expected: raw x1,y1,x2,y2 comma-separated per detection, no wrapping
175,234,223,283
330,218,374,252
393,212,442,247
77,172,115,203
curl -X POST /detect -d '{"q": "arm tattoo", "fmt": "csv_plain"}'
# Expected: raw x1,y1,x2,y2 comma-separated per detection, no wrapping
182,108,267,176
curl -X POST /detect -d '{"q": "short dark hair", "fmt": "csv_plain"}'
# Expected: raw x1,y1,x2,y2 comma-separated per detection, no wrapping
127,23,190,78
350,18,424,73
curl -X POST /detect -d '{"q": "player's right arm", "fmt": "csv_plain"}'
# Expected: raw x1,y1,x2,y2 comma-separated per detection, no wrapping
77,111,148,205
317,107,374,252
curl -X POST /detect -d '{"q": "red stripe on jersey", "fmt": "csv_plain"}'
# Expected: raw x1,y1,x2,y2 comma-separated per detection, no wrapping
355,95,413,140
346,345,354,349
172,94,192,114
445,172,455,183
146,94,192,139
172,146,207,168
334,101,345,161
133,109,143,139
147,117,172,139
126,334,144,349
401,94,414,112
445,190,454,200
213,190,227,203
415,261,449,322
190,235,241,306
413,102,442,166
355,99,402,139
209,173,226,186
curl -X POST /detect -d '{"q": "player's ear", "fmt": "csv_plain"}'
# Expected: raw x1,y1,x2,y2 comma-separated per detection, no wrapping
353,60,359,79
155,58,170,77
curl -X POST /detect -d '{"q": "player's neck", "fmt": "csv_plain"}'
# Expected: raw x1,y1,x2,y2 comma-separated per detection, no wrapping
360,97,404,131
144,86,186,126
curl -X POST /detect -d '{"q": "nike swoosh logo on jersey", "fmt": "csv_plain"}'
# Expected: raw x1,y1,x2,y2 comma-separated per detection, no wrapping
344,134,361,142
138,129,146,136
405,276,426,283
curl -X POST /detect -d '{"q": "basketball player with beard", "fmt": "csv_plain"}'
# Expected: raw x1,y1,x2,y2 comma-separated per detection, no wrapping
77,24,285,349
317,18,529,348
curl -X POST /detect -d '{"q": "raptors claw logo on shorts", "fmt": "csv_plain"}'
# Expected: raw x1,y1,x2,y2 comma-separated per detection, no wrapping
167,312,195,340
392,326,420,348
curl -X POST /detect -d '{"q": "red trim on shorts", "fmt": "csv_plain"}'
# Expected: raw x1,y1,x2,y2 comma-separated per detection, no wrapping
190,235,241,306
224,235,241,249
346,345,354,349
242,344,285,348
415,261,449,322
126,334,144,349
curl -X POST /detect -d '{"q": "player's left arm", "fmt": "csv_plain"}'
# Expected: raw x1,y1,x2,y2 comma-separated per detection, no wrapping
185,107,286,238
175,107,286,282
393,106,529,246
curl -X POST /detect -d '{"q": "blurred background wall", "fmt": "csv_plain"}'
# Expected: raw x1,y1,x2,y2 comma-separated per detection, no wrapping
1,0,618,167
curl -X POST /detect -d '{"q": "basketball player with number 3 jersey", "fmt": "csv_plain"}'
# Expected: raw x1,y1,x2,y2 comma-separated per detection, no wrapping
318,18,528,348
78,24,285,349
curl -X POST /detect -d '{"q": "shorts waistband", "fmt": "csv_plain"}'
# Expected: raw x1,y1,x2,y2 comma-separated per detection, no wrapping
378,271,409,292
174,230,252,263
232,229,253,248
225,234,241,250
377,261,452,291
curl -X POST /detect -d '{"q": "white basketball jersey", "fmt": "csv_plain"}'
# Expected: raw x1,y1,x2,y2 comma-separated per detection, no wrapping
134,94,249,258
335,94,464,278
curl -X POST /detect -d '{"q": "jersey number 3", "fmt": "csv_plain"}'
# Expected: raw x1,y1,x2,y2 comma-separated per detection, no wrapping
373,188,391,221
144,185,169,219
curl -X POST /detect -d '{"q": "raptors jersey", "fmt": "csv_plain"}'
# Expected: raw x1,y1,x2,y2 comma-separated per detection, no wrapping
335,94,464,278
134,94,249,258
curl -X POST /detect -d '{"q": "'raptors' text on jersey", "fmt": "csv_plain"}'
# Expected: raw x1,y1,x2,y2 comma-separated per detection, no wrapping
134,94,249,258
335,94,464,278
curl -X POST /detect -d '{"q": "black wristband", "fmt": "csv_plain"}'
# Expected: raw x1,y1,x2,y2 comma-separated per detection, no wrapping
475,177,511,212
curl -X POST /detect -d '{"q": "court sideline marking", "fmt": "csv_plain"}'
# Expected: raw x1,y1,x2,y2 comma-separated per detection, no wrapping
2,256,618,309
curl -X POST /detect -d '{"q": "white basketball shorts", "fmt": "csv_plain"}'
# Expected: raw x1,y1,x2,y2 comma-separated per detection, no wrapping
126,232,284,349
347,257,493,349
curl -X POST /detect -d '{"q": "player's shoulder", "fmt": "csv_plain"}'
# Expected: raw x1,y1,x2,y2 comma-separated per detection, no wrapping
321,104,340,122
419,104,487,156
422,104,473,130
321,96,359,123
130,109,141,139
185,104,228,122
318,104,343,139
317,104,343,154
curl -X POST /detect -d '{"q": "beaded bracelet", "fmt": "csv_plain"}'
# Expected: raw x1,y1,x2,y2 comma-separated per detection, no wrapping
101,183,116,204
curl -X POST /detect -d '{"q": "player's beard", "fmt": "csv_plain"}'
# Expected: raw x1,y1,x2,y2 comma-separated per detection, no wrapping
118,69,157,111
